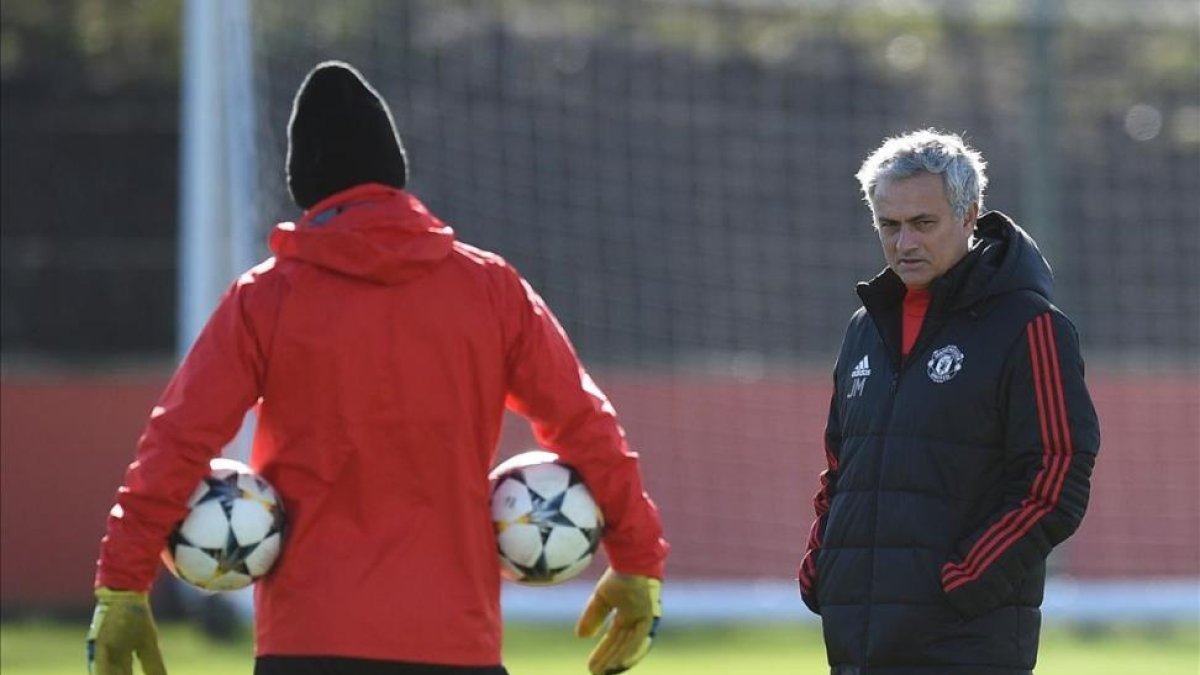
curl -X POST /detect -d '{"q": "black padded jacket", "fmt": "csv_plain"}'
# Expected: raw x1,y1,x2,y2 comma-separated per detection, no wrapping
798,212,1101,674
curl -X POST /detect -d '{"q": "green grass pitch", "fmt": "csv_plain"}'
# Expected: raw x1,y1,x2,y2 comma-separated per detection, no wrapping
2,620,1196,674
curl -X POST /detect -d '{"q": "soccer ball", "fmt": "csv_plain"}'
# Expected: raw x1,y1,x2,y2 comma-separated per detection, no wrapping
162,457,286,592
489,450,604,585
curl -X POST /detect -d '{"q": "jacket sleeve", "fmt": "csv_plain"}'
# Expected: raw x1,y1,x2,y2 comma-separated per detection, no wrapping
95,276,270,591
500,267,668,579
798,385,840,615
940,310,1100,617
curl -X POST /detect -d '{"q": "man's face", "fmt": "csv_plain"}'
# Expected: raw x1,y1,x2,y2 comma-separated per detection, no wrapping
871,172,977,290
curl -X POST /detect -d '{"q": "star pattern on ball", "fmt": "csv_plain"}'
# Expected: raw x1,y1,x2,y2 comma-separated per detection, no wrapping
491,456,604,585
530,491,578,531
166,464,286,590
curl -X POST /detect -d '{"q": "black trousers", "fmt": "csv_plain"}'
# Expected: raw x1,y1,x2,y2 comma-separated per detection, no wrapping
255,656,509,675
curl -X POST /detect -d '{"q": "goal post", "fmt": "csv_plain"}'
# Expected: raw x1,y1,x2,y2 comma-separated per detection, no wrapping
178,0,261,621
179,0,260,352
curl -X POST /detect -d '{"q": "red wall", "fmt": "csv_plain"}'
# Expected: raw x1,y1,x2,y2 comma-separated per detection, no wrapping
3,369,1196,611
1,374,168,609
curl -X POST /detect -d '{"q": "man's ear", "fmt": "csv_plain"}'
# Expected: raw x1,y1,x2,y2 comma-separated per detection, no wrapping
964,202,979,234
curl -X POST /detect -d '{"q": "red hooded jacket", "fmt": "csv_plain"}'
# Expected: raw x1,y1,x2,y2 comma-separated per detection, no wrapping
95,184,668,665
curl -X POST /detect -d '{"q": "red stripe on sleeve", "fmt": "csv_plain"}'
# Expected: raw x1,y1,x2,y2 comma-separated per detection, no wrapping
1032,315,1069,497
1041,315,1076,498
941,314,1075,591
1028,315,1057,500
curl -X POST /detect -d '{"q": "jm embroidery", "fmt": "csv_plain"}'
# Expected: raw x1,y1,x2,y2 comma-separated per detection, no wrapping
927,345,964,383
847,355,870,398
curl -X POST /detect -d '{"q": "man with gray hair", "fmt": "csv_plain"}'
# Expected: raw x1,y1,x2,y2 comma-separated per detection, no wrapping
798,129,1100,673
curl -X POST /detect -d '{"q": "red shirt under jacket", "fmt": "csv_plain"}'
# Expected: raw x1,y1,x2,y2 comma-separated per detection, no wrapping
902,287,931,359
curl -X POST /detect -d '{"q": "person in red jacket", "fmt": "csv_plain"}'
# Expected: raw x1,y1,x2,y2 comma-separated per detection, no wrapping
88,60,668,675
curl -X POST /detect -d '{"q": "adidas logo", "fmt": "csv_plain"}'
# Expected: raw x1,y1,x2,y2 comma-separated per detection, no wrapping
851,355,871,379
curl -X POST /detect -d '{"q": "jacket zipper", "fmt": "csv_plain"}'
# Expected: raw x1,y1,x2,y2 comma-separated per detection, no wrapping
864,317,941,667
863,362,903,668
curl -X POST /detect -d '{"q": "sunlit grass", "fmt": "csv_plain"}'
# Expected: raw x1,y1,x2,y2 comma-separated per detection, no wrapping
1,620,1195,674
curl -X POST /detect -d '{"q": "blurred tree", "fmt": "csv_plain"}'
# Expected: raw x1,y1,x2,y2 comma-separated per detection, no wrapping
1,0,182,359
1,0,180,88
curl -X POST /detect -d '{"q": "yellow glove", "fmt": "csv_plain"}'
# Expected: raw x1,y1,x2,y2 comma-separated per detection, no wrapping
86,587,167,675
574,569,663,675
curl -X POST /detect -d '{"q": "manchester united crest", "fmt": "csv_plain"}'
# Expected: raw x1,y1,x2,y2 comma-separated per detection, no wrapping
927,345,964,383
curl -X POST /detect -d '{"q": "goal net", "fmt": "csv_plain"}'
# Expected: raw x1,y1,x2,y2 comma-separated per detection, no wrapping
233,0,1199,620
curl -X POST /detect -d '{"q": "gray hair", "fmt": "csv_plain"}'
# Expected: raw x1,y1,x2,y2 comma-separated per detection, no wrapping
855,129,988,221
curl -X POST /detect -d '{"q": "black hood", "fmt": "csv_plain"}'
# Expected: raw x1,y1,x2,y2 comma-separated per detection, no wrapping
951,210,1054,310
